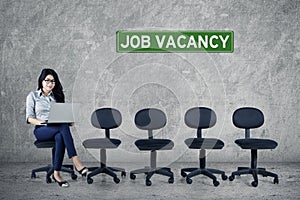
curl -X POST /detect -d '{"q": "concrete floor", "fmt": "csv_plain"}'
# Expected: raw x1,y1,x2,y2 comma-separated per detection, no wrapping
0,162,299,200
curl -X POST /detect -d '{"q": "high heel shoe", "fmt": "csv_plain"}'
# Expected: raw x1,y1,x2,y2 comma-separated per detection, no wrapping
52,175,70,188
75,166,88,177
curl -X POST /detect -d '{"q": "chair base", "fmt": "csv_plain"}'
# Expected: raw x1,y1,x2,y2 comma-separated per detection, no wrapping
86,166,126,184
130,166,174,186
31,164,77,183
181,167,227,186
85,149,125,184
229,149,279,187
180,149,227,186
229,166,279,187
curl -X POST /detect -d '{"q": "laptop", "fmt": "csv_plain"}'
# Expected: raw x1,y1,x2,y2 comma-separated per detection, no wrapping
42,103,79,124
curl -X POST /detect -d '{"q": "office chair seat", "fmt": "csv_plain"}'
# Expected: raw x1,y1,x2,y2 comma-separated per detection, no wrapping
83,138,121,149
34,140,56,148
235,138,278,149
135,139,174,151
185,138,224,149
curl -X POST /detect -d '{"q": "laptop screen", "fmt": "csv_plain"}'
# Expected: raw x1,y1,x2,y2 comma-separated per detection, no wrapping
46,103,79,124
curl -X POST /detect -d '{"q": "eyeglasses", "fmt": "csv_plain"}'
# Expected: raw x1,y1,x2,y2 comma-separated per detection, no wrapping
44,79,55,84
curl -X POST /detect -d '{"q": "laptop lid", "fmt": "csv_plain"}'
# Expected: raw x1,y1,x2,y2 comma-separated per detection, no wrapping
45,103,79,124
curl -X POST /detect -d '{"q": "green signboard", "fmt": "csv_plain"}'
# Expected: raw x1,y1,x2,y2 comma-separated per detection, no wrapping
117,30,234,53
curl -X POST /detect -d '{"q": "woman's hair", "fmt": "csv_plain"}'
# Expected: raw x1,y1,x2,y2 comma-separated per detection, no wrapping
37,68,65,103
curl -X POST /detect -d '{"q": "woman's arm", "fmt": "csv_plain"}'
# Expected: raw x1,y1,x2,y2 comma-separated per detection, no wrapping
26,92,43,125
27,117,46,125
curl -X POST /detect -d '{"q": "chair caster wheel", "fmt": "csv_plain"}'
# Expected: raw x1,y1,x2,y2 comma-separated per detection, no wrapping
273,177,279,184
186,178,192,184
251,181,258,187
31,172,36,179
87,177,93,184
181,171,187,178
168,177,174,184
71,173,78,180
213,180,220,187
114,177,120,184
130,173,136,180
222,174,228,181
229,175,235,181
146,179,152,186
46,177,52,183
121,171,126,177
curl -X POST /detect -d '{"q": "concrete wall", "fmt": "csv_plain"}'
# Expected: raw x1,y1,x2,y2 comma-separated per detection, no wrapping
0,0,299,165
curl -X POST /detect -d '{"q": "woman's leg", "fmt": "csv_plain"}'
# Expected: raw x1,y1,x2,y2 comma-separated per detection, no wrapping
34,126,59,141
58,124,86,172
57,124,77,158
35,124,86,174
34,126,67,183
72,156,85,171
34,126,65,171
54,133,65,171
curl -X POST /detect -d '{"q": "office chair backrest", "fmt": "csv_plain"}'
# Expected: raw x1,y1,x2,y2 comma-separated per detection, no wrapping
91,108,122,129
135,108,166,130
233,107,264,129
185,107,217,129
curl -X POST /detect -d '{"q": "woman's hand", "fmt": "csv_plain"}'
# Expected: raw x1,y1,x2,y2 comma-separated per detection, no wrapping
27,117,46,126
38,120,47,126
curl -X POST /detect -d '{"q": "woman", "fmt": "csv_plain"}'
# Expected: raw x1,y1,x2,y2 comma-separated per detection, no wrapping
26,68,88,187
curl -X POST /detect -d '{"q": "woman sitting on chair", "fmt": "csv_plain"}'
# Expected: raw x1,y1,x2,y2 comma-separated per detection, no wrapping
26,68,88,187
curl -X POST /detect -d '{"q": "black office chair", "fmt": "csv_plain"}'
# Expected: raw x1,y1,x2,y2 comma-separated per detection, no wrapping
228,107,279,187
82,108,126,184
31,140,77,183
129,108,174,186
181,107,227,186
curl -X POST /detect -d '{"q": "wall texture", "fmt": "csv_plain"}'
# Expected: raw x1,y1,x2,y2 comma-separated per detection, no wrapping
0,0,299,165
